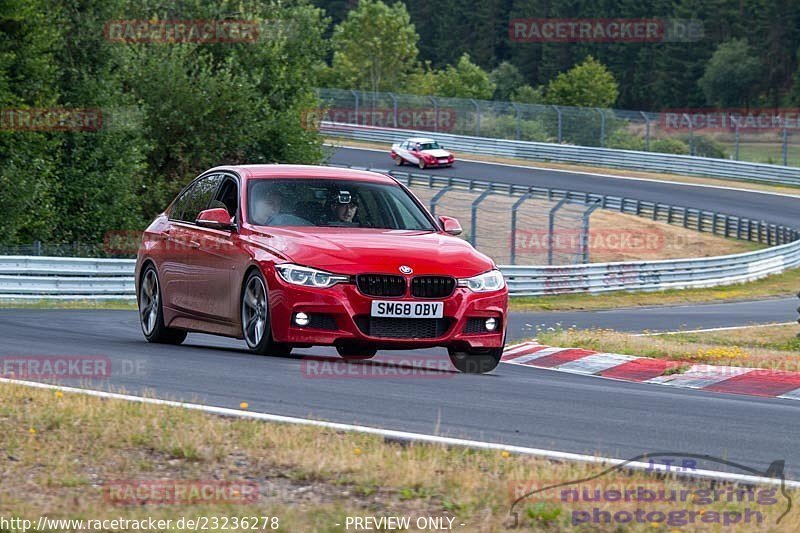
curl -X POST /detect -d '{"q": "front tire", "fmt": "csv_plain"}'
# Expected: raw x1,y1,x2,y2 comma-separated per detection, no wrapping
241,270,292,356
138,265,186,344
448,347,502,374
418,159,426,169
394,155,404,166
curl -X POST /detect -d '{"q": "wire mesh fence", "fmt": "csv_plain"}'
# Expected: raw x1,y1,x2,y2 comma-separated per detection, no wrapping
316,88,800,167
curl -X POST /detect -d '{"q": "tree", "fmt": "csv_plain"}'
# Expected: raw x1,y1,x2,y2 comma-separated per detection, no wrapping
0,0,61,245
699,39,763,107
511,85,545,104
403,60,441,95
437,53,495,99
329,0,419,92
491,61,525,100
545,56,619,108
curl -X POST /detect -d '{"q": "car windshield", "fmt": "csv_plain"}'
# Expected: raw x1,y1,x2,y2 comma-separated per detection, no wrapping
247,178,436,230
418,142,440,150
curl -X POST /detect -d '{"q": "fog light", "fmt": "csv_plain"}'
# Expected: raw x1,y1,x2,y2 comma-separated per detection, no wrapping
294,312,310,327
485,318,498,331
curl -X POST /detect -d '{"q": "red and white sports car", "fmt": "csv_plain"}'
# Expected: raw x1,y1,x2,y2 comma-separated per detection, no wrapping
391,138,454,169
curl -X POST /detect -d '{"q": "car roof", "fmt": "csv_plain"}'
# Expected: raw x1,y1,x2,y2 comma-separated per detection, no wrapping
405,137,436,143
205,164,397,184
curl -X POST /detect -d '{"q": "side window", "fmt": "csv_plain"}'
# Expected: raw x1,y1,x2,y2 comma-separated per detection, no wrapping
210,177,239,219
170,174,223,223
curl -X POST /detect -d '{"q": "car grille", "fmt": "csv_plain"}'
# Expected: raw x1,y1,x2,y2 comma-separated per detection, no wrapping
356,274,406,297
355,317,451,339
463,317,488,334
306,314,338,330
411,276,456,298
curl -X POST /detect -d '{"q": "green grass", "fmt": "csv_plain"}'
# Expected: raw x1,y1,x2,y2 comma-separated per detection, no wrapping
733,142,800,167
510,267,800,312
0,299,137,310
535,324,800,369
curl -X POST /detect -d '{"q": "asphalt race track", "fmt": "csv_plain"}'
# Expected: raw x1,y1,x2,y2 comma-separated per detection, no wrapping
4,151,800,479
2,308,800,477
328,146,800,228
507,297,797,336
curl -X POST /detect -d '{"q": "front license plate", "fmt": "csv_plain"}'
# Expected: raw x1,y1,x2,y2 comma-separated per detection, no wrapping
371,300,444,319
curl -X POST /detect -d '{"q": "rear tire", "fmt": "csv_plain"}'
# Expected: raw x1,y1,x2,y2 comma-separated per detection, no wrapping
336,345,378,360
418,159,426,169
138,265,187,345
448,347,502,374
241,270,292,356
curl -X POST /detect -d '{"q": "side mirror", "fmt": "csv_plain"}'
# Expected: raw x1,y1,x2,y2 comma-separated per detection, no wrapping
196,208,236,231
438,215,462,236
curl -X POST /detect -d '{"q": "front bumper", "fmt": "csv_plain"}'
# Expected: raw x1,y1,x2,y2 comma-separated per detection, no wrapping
266,273,506,350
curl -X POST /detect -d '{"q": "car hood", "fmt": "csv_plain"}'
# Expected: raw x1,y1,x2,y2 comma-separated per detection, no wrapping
421,149,451,157
248,227,494,277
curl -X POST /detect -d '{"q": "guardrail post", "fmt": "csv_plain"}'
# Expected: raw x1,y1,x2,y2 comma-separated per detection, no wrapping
512,102,521,140
782,121,789,166
429,185,454,217
510,193,533,265
350,90,359,125
548,198,570,265
581,200,601,263
33,241,41,256
731,114,741,160
429,96,439,133
469,98,480,136
683,113,694,155
389,92,398,128
596,108,606,147
640,111,650,151
470,190,494,247
552,105,563,143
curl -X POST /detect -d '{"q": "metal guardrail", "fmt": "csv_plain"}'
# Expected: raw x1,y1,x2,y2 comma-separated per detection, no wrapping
503,239,800,296
0,256,135,299
343,167,800,247
1,239,798,299
323,122,800,186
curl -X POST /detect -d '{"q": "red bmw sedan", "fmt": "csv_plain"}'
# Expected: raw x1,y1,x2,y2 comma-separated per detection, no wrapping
135,165,507,373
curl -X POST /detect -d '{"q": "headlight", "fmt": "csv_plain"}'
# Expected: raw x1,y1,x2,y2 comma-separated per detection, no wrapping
275,263,350,288
457,269,505,292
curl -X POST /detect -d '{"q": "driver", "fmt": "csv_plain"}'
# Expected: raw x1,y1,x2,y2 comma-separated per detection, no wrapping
328,190,358,223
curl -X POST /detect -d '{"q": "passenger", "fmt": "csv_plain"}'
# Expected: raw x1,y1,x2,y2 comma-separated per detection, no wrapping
251,188,310,226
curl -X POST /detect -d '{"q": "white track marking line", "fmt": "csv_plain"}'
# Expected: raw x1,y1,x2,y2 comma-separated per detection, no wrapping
646,365,754,388
554,353,639,375
503,347,568,364
778,388,800,401
2,376,797,490
330,144,800,199
634,322,796,336
502,342,541,356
